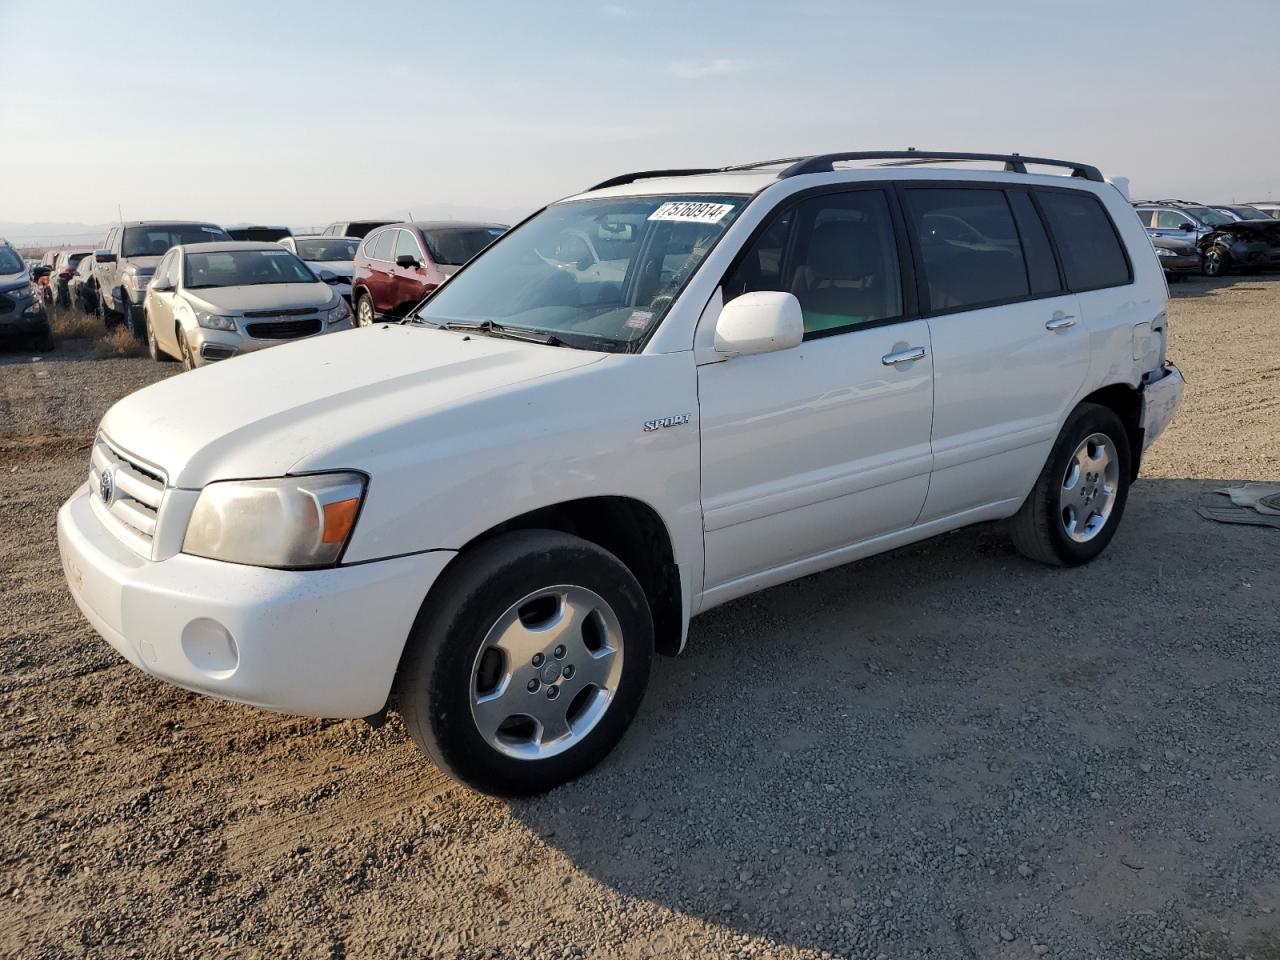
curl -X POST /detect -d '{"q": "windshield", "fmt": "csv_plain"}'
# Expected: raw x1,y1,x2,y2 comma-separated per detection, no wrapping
1231,207,1271,220
123,224,231,257
184,249,316,288
414,195,747,350
422,226,507,266
1184,206,1233,226
296,238,359,261
0,247,25,274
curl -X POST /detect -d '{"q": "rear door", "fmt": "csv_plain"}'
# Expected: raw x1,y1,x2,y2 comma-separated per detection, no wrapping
903,184,1089,523
361,228,397,313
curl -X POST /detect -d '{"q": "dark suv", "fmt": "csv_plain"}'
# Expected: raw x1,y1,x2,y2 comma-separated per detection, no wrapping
350,221,507,326
0,240,53,350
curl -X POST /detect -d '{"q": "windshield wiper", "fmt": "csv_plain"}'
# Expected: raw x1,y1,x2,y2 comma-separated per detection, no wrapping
443,319,563,346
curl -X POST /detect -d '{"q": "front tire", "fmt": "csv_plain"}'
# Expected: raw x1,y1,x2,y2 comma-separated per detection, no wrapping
145,311,163,361
1203,246,1230,277
398,530,654,796
1009,403,1131,566
177,327,195,371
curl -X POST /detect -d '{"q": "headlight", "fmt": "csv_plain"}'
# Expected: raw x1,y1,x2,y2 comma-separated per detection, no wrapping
325,298,352,325
126,273,153,291
194,310,238,332
182,472,366,568
1155,247,1177,257
5,283,35,299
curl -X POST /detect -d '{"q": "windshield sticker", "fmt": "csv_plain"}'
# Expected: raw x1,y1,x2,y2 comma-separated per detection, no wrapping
260,250,290,256
648,201,735,224
625,310,654,330
487,228,505,235
201,226,223,233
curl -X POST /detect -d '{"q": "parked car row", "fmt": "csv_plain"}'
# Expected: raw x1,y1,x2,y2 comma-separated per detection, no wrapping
1134,199,1280,279
0,238,53,350
11,214,508,366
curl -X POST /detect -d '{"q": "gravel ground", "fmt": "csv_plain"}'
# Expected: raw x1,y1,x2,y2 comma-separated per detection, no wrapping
2,280,1278,960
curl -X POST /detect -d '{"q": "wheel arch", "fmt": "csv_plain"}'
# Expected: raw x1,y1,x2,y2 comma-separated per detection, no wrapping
425,495,683,658
1078,382,1142,480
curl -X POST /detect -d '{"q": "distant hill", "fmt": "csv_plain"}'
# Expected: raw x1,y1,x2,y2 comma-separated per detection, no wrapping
3,204,533,248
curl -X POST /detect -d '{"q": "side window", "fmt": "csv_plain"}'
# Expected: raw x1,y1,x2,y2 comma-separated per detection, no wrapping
724,190,902,336
1036,190,1131,291
1155,210,1190,229
1133,209,1154,228
1008,192,1062,295
366,229,394,262
906,188,1028,311
154,252,172,288
395,229,423,262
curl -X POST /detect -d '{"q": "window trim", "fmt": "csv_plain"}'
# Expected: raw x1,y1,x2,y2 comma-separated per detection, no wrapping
717,182,920,343
1033,185,1134,294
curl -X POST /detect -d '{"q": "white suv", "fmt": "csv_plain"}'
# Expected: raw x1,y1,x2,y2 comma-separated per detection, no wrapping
57,151,1184,795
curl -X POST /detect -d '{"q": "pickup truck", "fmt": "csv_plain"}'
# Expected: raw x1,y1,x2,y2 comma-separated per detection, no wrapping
93,221,231,335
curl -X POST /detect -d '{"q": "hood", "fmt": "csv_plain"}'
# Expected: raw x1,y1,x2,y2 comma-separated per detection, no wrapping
1208,219,1280,240
306,260,353,279
121,255,163,272
1152,236,1196,253
99,326,605,486
0,270,29,291
186,282,336,315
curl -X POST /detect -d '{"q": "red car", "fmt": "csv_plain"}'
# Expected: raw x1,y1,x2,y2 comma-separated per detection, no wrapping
350,221,507,326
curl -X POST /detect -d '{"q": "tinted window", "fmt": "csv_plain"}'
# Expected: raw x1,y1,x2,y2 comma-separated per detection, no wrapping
365,230,394,261
395,230,422,261
907,188,1028,310
295,238,359,261
1037,191,1131,291
0,246,23,273
122,224,230,257
1133,209,1154,227
421,226,507,266
1008,192,1061,295
726,190,902,336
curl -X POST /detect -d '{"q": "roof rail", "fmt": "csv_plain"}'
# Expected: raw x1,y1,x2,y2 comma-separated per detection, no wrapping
779,151,1105,182
586,157,810,192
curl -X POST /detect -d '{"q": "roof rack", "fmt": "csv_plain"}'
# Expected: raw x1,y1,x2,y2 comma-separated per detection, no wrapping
780,151,1104,182
588,157,808,192
1132,199,1201,207
587,150,1105,192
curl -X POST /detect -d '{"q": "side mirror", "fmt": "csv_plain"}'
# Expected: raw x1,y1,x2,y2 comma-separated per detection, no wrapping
1178,222,1194,232
395,254,420,269
317,269,336,282
31,265,52,279
94,250,116,263
714,291,804,357
151,281,173,293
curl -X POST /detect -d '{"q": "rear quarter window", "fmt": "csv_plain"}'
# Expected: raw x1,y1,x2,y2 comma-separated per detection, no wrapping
1036,191,1131,291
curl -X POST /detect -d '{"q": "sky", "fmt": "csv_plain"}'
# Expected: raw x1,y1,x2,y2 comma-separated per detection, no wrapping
2,0,1279,232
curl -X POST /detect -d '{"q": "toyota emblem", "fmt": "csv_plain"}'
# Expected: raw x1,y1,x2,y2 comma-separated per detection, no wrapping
99,469,115,505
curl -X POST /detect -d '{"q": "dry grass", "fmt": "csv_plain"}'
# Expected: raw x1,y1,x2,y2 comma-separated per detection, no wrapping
92,325,147,359
49,310,104,342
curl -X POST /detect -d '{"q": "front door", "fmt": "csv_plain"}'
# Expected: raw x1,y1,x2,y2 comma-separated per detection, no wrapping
697,187,934,594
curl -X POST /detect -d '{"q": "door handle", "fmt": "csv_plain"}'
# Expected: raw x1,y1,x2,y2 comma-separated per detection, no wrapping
881,346,927,365
1046,314,1077,331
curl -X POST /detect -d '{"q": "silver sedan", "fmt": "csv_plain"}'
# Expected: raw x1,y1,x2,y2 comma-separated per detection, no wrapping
142,241,354,369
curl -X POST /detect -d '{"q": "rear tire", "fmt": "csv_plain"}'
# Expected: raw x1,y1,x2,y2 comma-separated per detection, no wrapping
398,530,654,796
1009,403,1131,567
355,293,376,327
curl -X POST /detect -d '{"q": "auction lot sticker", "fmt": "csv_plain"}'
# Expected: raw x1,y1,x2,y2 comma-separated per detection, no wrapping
648,201,735,224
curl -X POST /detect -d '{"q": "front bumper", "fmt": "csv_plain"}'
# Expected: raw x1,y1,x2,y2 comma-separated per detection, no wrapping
1140,362,1184,451
0,296,48,336
190,317,356,363
57,483,453,717
1159,254,1201,275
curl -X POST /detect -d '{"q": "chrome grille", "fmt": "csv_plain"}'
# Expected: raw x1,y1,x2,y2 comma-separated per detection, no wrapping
89,435,166,557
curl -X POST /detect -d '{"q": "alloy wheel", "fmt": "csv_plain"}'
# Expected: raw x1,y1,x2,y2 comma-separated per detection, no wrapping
469,585,625,760
1059,432,1120,543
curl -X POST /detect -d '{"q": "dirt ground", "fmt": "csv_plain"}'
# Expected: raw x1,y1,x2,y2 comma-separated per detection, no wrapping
2,277,1278,960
